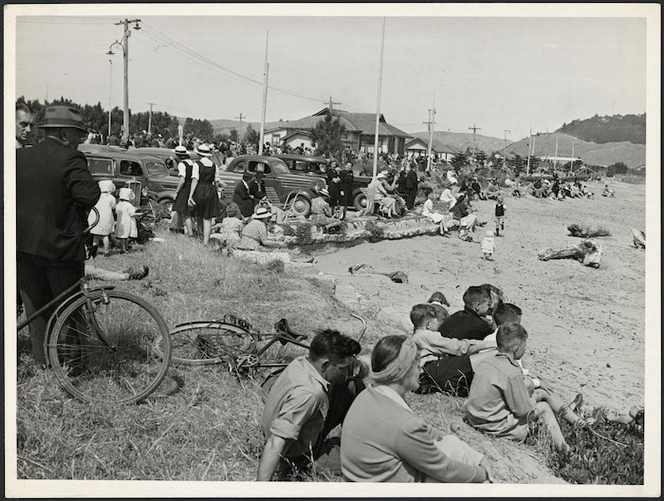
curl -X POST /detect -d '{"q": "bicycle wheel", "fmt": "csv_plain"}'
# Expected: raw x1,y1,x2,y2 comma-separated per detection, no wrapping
46,289,171,405
165,321,256,365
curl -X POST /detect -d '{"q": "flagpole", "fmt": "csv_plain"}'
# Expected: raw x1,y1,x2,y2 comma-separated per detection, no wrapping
372,17,386,179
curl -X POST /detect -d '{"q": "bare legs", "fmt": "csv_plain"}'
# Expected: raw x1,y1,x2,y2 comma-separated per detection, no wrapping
532,388,585,453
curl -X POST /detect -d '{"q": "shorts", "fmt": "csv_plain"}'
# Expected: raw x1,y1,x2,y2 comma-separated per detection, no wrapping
416,355,474,396
494,215,505,225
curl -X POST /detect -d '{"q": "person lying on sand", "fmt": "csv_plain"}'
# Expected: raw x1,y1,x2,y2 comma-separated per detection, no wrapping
567,224,611,238
538,239,602,268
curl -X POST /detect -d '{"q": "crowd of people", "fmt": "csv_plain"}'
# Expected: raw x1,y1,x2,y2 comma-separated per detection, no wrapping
16,102,638,484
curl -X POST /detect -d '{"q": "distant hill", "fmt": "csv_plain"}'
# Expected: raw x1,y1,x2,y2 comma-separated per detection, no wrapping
206,118,284,136
556,114,645,145
410,131,509,154
507,132,646,168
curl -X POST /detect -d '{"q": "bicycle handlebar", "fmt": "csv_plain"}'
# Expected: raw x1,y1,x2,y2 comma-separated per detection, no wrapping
84,207,100,236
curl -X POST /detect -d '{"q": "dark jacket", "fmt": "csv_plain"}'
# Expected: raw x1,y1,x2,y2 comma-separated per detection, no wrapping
233,179,254,217
406,169,418,191
17,137,100,263
438,306,494,341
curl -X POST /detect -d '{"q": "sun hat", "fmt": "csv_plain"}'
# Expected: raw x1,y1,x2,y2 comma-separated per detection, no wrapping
174,145,189,157
98,179,116,194
118,187,135,201
253,207,272,219
37,106,87,133
319,188,330,197
196,144,212,157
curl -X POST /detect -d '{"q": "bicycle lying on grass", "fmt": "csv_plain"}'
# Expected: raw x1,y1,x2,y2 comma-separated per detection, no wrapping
17,208,172,405
154,313,367,376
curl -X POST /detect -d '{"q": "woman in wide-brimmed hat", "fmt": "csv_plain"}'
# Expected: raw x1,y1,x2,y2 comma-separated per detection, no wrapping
309,187,342,232
340,335,495,483
235,207,286,251
190,143,220,245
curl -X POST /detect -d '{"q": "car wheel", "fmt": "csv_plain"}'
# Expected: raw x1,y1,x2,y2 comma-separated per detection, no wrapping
289,195,311,217
353,192,367,212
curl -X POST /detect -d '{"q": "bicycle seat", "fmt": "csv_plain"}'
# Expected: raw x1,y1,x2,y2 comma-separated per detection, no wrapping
274,318,308,345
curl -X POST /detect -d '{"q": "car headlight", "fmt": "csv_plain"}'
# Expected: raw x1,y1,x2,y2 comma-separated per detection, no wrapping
141,187,149,197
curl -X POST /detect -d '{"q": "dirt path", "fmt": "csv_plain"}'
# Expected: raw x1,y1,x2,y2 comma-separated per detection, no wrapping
314,180,646,414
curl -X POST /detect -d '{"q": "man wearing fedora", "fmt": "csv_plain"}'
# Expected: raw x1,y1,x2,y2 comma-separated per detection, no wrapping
16,105,101,367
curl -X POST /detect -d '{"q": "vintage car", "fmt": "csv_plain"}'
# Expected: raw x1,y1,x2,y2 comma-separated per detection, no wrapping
78,145,180,214
220,155,326,216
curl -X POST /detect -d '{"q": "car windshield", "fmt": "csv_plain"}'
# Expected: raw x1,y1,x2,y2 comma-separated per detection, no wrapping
270,160,289,174
144,160,169,176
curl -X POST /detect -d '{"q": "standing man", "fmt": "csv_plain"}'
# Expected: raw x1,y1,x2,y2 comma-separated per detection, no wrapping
405,162,419,210
17,105,101,367
257,329,367,481
338,162,355,220
16,102,34,148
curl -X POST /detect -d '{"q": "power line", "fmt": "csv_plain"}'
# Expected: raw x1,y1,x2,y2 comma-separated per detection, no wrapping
139,22,327,103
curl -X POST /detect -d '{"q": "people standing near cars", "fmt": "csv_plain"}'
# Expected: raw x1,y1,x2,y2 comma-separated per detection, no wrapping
405,162,419,210
172,145,199,237
339,162,355,220
16,105,101,367
191,144,220,246
327,161,342,217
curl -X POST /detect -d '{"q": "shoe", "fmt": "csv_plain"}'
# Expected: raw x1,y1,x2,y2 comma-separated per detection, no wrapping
124,264,150,280
570,392,584,413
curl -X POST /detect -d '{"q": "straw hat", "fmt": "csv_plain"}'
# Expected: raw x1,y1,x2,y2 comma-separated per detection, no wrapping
196,144,212,157
174,145,189,157
253,207,271,219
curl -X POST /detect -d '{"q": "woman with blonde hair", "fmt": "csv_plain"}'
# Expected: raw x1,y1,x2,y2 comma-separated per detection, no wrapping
341,335,494,483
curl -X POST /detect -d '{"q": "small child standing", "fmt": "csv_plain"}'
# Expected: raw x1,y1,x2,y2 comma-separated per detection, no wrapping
480,230,495,260
115,187,138,253
494,195,506,236
88,180,117,256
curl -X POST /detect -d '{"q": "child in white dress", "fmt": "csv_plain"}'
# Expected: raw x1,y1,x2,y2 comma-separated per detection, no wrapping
115,187,138,252
480,230,495,260
88,180,117,256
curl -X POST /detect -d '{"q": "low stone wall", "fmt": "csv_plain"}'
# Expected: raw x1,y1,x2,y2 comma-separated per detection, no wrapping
281,215,441,248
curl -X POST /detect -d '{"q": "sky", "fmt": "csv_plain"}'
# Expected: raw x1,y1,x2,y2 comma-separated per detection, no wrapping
10,4,651,140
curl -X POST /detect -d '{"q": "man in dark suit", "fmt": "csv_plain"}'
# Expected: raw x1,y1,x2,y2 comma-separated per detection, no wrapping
17,105,101,367
233,172,255,217
405,162,419,210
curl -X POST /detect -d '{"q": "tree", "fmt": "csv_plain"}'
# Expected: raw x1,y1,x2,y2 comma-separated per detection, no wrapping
607,161,628,177
183,117,214,142
450,152,468,172
229,128,238,143
244,124,259,149
311,111,345,159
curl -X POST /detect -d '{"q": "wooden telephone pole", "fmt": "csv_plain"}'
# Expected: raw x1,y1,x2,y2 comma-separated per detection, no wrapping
468,123,481,156
235,112,244,143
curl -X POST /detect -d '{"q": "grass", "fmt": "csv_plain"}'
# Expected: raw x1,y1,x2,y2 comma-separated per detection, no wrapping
14,226,642,484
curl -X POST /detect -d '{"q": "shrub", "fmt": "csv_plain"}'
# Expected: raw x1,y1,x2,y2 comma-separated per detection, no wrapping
364,220,384,243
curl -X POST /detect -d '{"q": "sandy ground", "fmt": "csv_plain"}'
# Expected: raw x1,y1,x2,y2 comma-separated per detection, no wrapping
313,180,646,414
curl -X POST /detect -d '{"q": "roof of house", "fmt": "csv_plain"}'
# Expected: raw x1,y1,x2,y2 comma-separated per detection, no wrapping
282,129,315,141
405,137,461,155
267,108,411,138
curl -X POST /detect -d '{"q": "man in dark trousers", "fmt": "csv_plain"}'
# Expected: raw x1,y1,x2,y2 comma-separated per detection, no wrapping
17,105,101,367
405,162,419,210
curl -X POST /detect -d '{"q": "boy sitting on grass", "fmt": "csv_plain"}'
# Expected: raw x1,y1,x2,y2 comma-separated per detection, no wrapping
411,304,495,396
465,323,586,454
438,286,494,341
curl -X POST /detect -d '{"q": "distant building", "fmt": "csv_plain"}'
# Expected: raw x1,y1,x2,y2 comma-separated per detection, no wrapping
264,108,412,155
404,137,461,162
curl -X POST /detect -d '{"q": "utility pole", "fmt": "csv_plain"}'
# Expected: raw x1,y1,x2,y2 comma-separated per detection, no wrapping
324,96,341,113
503,129,511,167
110,18,141,144
108,57,112,138
147,102,155,136
235,112,244,143
258,31,269,156
423,107,436,172
571,141,575,173
526,126,532,176
372,17,386,179
554,135,559,172
468,123,481,157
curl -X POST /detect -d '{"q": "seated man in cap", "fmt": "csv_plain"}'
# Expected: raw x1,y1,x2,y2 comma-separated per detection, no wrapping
258,329,368,481
17,105,101,367
309,187,342,233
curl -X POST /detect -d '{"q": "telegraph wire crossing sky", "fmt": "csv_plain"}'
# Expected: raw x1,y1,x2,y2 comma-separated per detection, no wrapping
15,14,647,139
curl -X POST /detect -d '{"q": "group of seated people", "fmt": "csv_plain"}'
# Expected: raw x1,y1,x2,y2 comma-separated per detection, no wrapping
257,284,641,482
422,184,482,241
528,178,595,200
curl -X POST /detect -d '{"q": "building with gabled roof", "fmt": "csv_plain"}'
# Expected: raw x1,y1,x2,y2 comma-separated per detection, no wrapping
264,108,412,155
404,137,461,162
